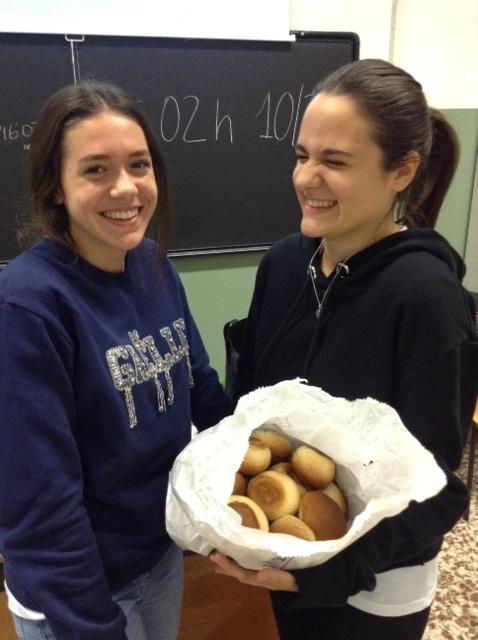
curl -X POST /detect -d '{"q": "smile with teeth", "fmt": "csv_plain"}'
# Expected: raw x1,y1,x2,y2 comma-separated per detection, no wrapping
306,199,336,209
102,207,140,220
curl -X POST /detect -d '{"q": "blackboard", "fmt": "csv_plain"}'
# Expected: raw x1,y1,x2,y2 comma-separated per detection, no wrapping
0,31,358,263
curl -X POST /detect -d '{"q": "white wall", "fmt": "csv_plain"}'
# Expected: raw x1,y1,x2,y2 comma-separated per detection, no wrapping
392,0,478,109
0,0,290,40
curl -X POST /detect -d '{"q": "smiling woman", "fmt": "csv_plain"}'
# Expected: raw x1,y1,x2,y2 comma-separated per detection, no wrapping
26,81,172,267
211,59,478,640
54,111,158,272
292,93,419,275
0,81,232,640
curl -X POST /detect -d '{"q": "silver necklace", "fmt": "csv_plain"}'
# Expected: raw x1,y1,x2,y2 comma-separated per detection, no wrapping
307,241,349,319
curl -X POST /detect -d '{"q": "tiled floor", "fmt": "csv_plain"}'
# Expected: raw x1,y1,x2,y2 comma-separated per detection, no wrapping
423,434,478,640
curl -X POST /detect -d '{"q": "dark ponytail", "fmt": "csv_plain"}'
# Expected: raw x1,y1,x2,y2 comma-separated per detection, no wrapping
314,59,460,228
403,109,459,228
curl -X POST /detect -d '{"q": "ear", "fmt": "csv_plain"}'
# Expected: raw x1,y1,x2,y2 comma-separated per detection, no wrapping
392,151,421,193
53,188,64,205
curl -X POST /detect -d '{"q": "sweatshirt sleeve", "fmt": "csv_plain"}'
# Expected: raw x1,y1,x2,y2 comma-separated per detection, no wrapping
0,303,127,640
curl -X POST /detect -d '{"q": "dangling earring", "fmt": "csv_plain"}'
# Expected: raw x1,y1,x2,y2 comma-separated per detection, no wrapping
393,192,408,227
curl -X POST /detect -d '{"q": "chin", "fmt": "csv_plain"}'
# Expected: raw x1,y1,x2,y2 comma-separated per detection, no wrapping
300,219,322,239
119,231,148,251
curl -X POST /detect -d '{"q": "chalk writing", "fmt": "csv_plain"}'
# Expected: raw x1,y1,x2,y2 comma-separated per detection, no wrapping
0,122,36,145
0,89,313,150
256,86,314,146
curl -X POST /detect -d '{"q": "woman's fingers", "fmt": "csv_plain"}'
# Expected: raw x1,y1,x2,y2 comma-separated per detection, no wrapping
208,551,298,591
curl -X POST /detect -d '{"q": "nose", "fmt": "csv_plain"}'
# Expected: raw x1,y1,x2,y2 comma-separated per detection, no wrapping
110,170,138,199
295,160,324,189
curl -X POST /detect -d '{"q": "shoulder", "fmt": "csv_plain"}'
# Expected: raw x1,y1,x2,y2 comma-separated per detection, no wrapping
266,232,316,259
259,233,317,275
133,239,180,281
0,239,59,304
384,253,475,344
378,230,465,293
383,251,465,306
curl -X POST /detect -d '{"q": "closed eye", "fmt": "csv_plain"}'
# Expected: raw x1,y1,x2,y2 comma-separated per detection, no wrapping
325,159,346,168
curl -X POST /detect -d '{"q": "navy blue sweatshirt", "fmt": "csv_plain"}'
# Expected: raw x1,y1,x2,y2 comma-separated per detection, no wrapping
235,229,478,610
0,237,232,639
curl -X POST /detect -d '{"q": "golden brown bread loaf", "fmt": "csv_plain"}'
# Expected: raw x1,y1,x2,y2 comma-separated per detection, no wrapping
247,470,301,521
298,490,347,540
291,445,335,489
239,436,272,476
227,495,269,531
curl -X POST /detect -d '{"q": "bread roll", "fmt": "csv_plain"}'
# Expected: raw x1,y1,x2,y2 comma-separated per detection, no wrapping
247,470,301,521
253,429,291,463
232,471,247,496
269,462,310,496
291,445,335,489
270,515,316,541
298,491,347,541
227,495,269,531
239,436,272,476
321,482,347,513
269,462,291,474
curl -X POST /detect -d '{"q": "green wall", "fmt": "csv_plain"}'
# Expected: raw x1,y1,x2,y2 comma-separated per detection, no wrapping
173,250,262,381
173,108,478,380
435,109,478,254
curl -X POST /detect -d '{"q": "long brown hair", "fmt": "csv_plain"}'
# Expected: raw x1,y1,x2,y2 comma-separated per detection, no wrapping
23,81,172,258
314,59,459,228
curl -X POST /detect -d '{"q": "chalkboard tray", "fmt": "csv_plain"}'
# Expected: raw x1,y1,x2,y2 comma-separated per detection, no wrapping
0,31,358,262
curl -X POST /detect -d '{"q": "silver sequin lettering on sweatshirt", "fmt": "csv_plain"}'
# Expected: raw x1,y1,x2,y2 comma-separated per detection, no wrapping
105,318,194,428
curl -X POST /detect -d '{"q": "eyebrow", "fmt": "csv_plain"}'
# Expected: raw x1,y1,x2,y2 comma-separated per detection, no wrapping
78,150,151,163
294,143,354,157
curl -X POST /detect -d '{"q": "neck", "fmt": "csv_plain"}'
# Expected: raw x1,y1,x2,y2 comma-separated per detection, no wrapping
320,222,403,276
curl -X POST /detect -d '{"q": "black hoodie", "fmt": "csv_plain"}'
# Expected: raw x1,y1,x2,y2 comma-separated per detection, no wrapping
235,229,478,610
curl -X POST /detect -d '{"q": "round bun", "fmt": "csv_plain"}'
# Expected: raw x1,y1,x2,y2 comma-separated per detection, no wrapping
291,445,335,489
239,436,272,476
321,482,347,513
247,470,301,521
232,471,247,496
227,495,269,531
269,462,310,496
269,461,291,474
270,515,316,541
298,491,347,541
253,429,291,463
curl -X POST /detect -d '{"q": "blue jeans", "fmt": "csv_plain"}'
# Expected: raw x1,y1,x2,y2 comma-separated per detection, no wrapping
11,544,184,640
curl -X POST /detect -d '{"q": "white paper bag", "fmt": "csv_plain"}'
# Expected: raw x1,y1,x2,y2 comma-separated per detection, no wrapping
166,379,446,570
